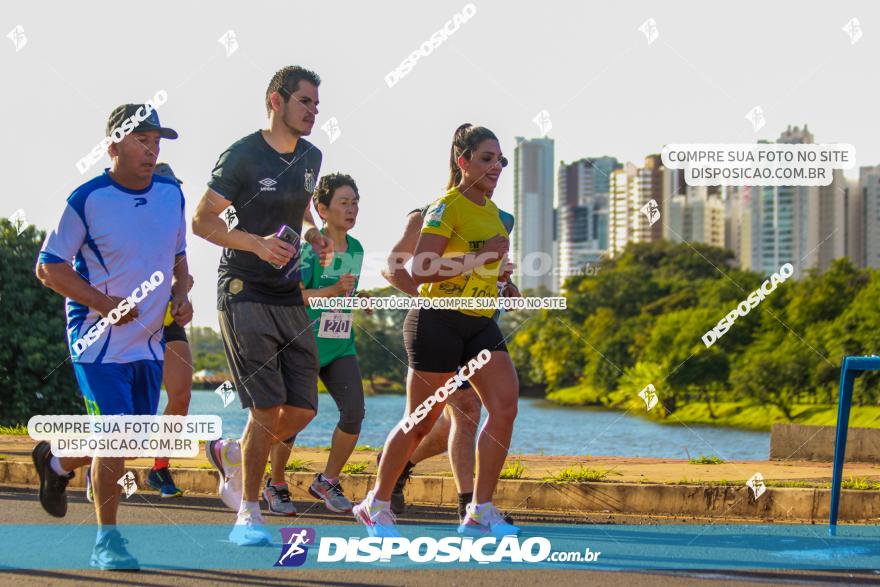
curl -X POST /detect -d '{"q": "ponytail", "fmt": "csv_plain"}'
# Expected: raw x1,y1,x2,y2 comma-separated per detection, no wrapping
447,123,499,189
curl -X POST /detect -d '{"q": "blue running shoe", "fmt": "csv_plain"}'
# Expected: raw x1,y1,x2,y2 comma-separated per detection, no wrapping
147,467,183,498
90,528,139,570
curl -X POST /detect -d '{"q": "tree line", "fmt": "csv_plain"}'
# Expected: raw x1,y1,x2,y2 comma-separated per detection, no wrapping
2,219,876,426
506,240,880,420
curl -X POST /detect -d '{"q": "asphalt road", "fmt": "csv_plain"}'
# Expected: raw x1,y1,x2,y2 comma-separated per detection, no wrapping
0,484,877,587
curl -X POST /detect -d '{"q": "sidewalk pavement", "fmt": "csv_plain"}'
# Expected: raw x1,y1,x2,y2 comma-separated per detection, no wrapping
3,435,879,522
2,435,878,486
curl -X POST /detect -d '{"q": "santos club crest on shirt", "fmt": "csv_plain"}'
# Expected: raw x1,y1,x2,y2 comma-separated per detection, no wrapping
304,169,316,194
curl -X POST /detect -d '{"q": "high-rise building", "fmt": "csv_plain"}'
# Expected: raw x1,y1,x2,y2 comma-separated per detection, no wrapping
513,137,555,292
608,155,663,256
747,184,813,277
859,165,880,269
846,176,865,267
812,170,847,271
725,186,752,268
664,184,726,248
740,125,852,277
556,156,619,289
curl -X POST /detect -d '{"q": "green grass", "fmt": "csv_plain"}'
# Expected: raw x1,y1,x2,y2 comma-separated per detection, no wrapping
765,480,818,488
341,462,368,475
841,476,880,490
284,459,312,472
544,465,620,484
689,455,725,465
668,402,880,431
0,424,28,436
748,477,880,491
667,478,741,486
353,445,380,452
706,479,739,487
0,454,7,461
546,384,604,406
543,389,880,432
499,461,525,480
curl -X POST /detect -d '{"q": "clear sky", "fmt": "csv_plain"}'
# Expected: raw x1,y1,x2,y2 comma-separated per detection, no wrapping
3,0,876,327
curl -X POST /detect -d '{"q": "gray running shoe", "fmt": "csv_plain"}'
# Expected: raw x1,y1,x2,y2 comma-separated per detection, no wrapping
308,473,353,513
263,479,297,516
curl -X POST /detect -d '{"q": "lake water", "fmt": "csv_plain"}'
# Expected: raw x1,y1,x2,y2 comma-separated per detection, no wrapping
170,391,770,461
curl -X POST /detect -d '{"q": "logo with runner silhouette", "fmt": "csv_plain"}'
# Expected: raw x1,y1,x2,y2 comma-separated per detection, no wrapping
274,528,315,567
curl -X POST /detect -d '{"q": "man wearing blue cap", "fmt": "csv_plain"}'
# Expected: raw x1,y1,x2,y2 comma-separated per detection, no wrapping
33,103,192,570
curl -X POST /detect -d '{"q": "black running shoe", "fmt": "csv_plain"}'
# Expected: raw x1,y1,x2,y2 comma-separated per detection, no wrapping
31,441,72,518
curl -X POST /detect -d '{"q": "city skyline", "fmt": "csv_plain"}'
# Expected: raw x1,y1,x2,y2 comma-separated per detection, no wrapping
529,123,878,293
3,1,877,327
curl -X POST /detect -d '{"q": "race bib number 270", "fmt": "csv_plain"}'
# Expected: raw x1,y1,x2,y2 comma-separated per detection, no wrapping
318,312,352,339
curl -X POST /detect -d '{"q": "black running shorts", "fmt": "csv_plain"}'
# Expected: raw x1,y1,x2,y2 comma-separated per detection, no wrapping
403,308,506,373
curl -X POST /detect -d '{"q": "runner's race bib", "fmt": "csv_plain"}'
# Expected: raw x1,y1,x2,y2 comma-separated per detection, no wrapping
462,272,497,298
318,312,352,339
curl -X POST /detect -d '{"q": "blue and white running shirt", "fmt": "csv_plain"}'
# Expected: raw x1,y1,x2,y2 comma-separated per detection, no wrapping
38,170,186,364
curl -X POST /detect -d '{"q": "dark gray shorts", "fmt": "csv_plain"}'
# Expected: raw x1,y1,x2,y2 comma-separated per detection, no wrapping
218,301,319,411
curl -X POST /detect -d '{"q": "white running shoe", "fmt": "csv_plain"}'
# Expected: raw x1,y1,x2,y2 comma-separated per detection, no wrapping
206,439,243,511
458,502,520,537
352,490,401,538
85,467,94,504
228,511,272,546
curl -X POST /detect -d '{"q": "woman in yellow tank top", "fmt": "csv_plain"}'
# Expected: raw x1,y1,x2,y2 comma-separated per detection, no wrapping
353,124,520,538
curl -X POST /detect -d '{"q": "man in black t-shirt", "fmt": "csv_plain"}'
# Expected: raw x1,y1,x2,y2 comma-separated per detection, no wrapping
192,65,332,546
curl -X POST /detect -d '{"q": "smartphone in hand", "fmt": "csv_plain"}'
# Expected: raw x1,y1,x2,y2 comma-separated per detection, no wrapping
272,224,300,269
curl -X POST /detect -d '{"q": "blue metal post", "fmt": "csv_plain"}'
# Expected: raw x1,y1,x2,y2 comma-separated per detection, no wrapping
829,355,880,536
829,358,855,536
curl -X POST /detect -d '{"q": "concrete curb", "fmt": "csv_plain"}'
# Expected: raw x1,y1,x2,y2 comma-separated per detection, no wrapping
3,460,877,522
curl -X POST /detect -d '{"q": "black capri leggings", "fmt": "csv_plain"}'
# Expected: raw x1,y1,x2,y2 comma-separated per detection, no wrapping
286,354,365,441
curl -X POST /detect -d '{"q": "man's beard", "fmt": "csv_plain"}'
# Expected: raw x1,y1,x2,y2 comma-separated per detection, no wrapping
282,109,309,136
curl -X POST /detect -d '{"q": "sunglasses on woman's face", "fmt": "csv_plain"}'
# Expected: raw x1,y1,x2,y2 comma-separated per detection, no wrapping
462,148,508,168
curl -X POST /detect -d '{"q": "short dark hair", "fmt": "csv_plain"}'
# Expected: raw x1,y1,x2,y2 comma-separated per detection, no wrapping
313,173,359,210
265,66,321,115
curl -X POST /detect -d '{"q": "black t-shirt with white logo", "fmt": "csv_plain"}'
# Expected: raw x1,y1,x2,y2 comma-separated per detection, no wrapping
208,131,322,307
